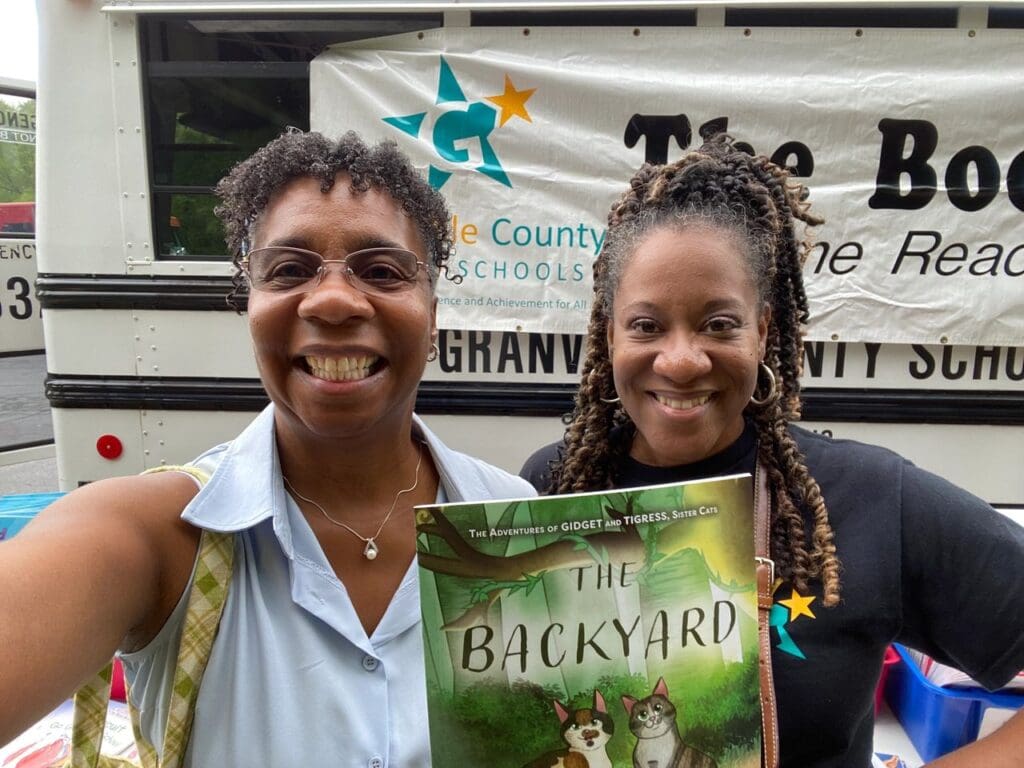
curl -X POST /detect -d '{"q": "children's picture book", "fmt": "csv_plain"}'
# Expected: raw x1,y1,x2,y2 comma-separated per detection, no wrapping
415,473,761,768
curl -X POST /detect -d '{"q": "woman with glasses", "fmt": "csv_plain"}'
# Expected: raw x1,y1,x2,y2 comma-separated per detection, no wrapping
0,130,535,765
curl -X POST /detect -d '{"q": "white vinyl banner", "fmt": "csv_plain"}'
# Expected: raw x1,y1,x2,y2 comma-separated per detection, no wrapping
311,27,1024,343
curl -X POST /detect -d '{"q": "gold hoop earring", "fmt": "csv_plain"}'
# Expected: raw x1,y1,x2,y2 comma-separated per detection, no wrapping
599,395,621,405
427,342,439,362
749,362,778,406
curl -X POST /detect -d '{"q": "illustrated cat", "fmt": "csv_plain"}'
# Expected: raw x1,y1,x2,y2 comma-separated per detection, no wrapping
523,690,615,768
621,678,718,768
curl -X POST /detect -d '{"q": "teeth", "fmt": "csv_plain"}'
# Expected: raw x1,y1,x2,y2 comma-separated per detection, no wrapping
305,355,378,381
655,393,711,410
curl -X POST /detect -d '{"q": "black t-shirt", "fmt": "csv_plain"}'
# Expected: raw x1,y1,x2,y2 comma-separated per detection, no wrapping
520,424,1024,768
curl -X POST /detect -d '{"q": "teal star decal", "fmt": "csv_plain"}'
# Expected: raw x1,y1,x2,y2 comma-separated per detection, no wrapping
771,603,807,659
435,57,467,103
382,113,426,137
382,56,516,190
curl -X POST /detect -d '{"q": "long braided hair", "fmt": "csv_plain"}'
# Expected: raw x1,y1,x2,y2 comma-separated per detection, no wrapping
550,134,841,606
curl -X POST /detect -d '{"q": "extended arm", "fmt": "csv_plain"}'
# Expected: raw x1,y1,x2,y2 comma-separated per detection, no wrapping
925,709,1024,767
0,472,200,744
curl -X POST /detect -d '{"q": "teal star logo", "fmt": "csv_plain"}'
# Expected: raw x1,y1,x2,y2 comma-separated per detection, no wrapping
771,587,818,659
382,56,536,190
770,603,806,659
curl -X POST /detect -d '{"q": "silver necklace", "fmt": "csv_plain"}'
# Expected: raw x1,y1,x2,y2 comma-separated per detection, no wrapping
283,443,425,561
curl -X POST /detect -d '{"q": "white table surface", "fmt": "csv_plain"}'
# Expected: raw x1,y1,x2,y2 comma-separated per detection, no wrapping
874,701,924,767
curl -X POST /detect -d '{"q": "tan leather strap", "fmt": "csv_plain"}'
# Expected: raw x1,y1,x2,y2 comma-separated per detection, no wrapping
755,461,780,768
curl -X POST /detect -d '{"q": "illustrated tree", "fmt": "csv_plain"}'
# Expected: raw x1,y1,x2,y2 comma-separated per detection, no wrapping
417,498,648,629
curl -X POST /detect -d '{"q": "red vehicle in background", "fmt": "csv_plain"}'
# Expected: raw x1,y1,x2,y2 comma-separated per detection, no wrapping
0,201,34,234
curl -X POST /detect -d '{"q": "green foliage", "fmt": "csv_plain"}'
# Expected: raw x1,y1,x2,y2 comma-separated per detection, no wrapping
468,571,546,606
586,672,651,762
425,636,760,764
152,107,292,258
561,532,609,564
425,665,759,767
633,523,665,587
676,655,762,760
428,674,654,767
167,193,226,257
0,98,35,204
596,662,760,765
427,679,565,766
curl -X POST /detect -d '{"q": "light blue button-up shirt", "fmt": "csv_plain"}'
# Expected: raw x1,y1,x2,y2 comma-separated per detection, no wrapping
121,405,535,767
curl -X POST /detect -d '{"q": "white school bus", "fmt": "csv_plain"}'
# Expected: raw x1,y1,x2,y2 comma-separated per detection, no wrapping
36,0,1024,510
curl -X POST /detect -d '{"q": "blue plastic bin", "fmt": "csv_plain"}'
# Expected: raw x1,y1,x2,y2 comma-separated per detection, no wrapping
0,492,65,540
884,644,1024,762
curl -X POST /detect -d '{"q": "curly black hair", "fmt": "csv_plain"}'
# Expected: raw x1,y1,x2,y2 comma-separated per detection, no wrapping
550,134,842,606
214,129,456,310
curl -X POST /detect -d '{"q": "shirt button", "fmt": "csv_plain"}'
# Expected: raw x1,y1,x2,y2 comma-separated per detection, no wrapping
368,757,384,768
361,655,379,672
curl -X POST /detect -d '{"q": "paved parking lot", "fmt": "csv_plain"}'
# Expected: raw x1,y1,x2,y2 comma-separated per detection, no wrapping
0,352,58,493
0,352,50,449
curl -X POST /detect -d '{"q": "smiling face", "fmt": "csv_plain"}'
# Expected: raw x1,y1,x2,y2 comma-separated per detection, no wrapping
606,225,768,467
246,173,436,446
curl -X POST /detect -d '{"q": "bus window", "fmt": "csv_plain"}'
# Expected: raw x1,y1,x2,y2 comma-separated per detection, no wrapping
0,88,34,236
140,15,441,260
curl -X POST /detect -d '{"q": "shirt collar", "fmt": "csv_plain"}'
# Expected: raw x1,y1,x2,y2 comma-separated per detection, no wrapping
182,404,283,534
182,405,480,533
413,413,485,503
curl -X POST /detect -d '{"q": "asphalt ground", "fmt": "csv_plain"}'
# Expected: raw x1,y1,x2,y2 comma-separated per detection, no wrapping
0,352,58,494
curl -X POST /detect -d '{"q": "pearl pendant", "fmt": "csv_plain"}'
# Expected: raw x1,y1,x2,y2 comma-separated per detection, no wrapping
363,539,379,560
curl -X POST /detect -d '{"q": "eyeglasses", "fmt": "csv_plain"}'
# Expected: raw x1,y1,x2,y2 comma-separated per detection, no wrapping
241,246,427,295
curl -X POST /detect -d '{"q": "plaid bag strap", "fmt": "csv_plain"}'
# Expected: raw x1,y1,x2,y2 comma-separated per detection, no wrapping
158,527,234,768
68,663,119,768
127,699,159,768
65,464,229,768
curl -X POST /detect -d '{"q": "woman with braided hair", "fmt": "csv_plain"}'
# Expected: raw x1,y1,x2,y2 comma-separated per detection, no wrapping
521,135,1024,767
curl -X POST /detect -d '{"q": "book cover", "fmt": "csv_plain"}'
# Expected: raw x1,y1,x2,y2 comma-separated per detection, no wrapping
415,473,761,768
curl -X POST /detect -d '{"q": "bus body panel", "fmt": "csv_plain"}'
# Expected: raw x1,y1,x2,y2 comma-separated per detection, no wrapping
51,407,256,489
49,404,1024,506
37,1,128,276
43,309,256,378
43,309,140,376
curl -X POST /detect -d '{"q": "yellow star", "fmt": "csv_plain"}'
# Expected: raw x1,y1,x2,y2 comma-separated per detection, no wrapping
486,75,536,127
778,589,817,621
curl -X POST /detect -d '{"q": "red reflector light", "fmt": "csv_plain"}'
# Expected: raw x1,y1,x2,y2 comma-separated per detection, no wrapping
96,434,123,460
